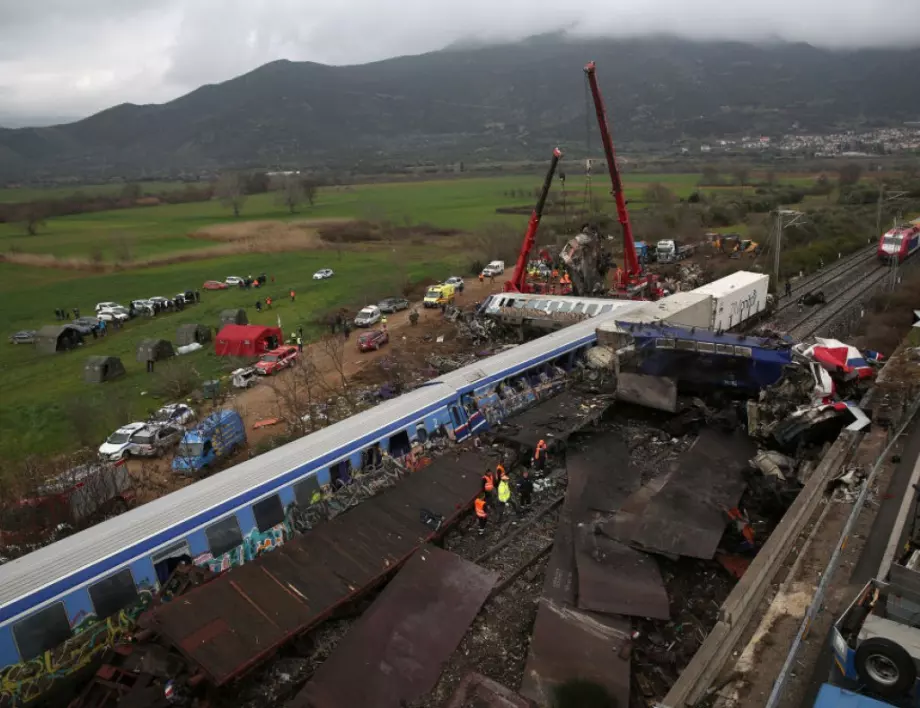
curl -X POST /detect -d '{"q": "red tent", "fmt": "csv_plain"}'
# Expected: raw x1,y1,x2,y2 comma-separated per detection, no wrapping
214,324,283,357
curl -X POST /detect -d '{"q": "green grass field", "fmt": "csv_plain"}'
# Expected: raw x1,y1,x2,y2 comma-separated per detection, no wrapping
0,168,825,465
0,181,185,203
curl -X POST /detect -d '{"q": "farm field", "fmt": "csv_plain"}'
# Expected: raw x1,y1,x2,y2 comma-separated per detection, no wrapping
0,168,831,465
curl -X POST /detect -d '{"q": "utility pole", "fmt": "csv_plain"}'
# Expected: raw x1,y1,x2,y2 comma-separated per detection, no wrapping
875,183,907,241
773,209,806,292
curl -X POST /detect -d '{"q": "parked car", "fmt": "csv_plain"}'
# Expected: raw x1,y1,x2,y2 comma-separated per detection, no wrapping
255,345,299,375
378,297,410,313
231,367,259,389
148,296,172,310
354,305,382,327
98,306,130,323
445,276,465,292
74,316,102,329
94,301,121,313
131,299,155,315
225,276,244,286
128,423,184,458
481,260,506,277
357,329,389,352
172,410,247,474
203,280,228,290
151,403,196,427
313,268,334,280
8,330,37,345
98,422,147,461
67,320,98,336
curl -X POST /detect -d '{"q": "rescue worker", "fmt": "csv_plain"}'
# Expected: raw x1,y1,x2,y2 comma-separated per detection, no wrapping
481,467,496,498
479,272,484,285
533,438,548,473
497,472,512,522
265,296,272,309
785,281,792,298
475,493,488,535
489,271,495,285
517,469,533,513
409,309,419,326
381,315,388,331
255,300,263,312
296,334,303,352
290,289,296,302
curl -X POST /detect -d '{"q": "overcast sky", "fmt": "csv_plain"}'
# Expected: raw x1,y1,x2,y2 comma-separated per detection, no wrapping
1,0,919,125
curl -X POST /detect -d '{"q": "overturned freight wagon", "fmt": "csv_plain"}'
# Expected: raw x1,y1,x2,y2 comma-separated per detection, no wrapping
176,323,212,346
136,338,175,363
83,355,126,383
34,324,84,354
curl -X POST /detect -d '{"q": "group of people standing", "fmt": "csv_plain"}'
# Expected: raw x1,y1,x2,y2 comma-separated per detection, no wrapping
474,438,547,535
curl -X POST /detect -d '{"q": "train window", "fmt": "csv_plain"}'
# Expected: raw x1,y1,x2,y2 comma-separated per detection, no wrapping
416,423,429,444
599,305,613,314
676,339,697,351
205,516,243,557
293,476,321,508
697,342,716,354
152,540,192,586
253,495,284,533
329,459,353,489
573,302,586,313
363,443,383,470
586,304,599,316
89,568,138,620
533,300,549,311
716,344,734,356
389,430,411,457
13,602,71,661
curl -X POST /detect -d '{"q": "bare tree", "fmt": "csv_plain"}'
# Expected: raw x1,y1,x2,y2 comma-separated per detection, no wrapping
268,353,324,437
276,175,304,214
216,173,247,217
732,167,750,195
16,202,49,236
302,178,319,206
700,165,720,186
148,359,202,400
642,182,676,206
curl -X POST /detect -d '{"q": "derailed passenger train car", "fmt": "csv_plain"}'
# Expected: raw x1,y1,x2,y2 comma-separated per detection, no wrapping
0,313,614,707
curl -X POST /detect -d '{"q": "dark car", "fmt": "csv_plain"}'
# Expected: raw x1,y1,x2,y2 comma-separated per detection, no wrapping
74,316,102,329
357,329,389,352
377,297,410,313
68,321,98,336
8,330,37,345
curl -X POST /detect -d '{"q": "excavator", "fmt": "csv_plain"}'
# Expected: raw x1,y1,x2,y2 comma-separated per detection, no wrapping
571,61,660,299
503,148,564,294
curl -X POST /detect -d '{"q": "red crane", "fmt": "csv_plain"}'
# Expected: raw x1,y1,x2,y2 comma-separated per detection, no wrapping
584,61,654,295
504,147,563,293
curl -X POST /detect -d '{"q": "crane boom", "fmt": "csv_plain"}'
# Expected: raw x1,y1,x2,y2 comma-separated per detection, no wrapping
583,61,640,278
504,147,563,293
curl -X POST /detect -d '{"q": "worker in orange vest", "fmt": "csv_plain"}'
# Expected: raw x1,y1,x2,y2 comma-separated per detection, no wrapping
533,439,548,472
290,289,296,302
474,493,488,535
551,268,559,282
495,462,505,479
479,272,484,284
481,467,496,502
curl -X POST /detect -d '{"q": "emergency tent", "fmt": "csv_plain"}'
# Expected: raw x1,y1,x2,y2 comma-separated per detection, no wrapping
34,325,84,354
220,309,248,327
136,338,175,363
800,338,873,380
214,324,282,357
83,356,126,383
176,323,212,346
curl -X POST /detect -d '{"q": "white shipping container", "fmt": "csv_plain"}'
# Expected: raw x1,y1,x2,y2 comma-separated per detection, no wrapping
617,292,714,330
695,271,770,331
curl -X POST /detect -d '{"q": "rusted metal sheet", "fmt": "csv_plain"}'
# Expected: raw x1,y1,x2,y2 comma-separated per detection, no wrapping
289,546,497,708
494,393,612,451
624,429,753,559
574,526,669,620
522,500,631,707
567,432,641,516
445,672,535,708
145,453,486,685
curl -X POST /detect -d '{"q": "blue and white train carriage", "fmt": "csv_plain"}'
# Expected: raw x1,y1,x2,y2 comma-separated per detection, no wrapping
0,312,624,696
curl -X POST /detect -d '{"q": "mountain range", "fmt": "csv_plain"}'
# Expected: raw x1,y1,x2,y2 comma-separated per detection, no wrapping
1,34,919,181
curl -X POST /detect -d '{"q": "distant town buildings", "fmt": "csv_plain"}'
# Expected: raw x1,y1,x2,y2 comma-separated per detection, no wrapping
680,126,920,157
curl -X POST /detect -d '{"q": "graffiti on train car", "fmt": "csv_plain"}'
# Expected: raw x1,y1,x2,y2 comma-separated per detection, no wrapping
473,365,567,426
0,587,154,708
194,521,292,574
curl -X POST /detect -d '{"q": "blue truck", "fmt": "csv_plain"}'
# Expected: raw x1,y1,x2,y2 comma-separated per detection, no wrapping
172,409,246,474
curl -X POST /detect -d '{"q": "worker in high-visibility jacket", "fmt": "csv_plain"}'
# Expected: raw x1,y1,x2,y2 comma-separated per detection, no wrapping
474,493,488,535
533,439,548,472
481,467,496,505
497,473,512,522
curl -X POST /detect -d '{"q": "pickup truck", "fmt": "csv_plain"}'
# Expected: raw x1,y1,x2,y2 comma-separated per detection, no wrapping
656,240,695,263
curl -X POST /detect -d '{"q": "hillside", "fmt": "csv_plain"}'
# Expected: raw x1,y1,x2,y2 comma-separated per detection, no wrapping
2,34,919,180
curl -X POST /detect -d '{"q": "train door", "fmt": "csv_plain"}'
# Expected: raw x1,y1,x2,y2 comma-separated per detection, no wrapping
152,540,193,586
448,403,472,442
461,394,489,435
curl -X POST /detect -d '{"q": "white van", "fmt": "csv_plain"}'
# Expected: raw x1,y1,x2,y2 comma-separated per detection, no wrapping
354,306,382,327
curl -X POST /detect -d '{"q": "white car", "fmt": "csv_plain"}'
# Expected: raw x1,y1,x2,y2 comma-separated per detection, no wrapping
445,276,465,292
98,422,147,461
131,299,155,315
313,269,334,280
354,305,382,327
127,423,184,458
151,403,195,427
94,301,121,313
98,306,130,323
225,276,244,286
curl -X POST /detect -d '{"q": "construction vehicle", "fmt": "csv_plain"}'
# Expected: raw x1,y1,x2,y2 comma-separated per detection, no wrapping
656,239,695,263
503,148,563,294
583,61,660,299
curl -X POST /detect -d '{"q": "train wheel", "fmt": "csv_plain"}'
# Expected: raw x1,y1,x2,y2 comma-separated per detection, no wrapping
854,637,915,697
